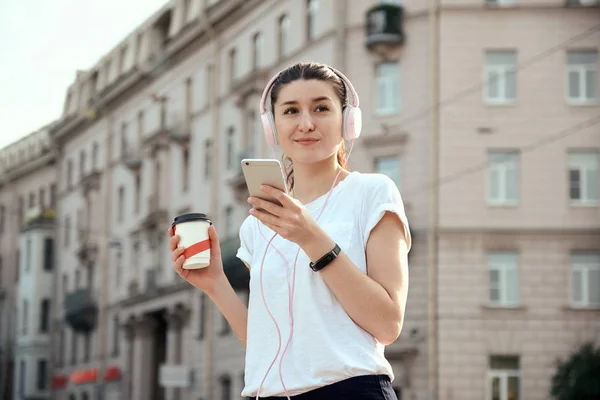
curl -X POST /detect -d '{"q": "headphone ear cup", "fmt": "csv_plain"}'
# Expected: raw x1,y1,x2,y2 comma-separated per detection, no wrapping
342,106,362,141
261,112,277,146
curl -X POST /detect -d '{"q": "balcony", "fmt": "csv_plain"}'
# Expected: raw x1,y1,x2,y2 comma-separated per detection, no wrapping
143,126,171,155
141,193,168,231
146,268,159,292
76,229,98,264
365,4,405,51
232,68,269,107
228,150,254,202
220,236,249,290
80,170,101,196
121,149,143,172
65,289,98,332
0,287,6,300
566,0,600,5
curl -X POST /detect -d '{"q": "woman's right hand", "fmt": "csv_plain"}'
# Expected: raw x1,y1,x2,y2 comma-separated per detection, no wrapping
168,224,225,293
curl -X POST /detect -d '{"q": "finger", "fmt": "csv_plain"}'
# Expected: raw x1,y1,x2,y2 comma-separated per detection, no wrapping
174,254,187,277
167,227,173,237
249,197,282,216
169,235,180,252
208,225,221,258
250,208,281,228
261,185,296,208
171,246,185,262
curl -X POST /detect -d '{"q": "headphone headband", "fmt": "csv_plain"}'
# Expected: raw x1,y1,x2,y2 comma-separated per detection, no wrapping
259,65,360,114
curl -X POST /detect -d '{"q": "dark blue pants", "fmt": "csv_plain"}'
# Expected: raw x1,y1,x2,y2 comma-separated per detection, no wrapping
250,374,398,400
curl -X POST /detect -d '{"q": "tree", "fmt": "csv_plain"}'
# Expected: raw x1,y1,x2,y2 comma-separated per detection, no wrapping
550,342,600,400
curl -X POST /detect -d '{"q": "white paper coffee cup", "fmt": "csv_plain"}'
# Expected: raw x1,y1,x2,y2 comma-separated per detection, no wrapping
172,213,212,269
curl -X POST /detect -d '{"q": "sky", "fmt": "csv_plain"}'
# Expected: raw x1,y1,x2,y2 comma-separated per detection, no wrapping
0,0,169,149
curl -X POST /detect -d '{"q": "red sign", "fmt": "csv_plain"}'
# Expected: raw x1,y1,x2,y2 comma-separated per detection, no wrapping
52,375,67,389
70,369,98,384
103,365,121,381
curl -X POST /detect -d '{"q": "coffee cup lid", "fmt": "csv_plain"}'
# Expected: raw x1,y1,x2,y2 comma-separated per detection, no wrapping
172,213,212,228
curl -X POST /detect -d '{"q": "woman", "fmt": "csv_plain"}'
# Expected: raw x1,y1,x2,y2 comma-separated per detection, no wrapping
168,62,411,400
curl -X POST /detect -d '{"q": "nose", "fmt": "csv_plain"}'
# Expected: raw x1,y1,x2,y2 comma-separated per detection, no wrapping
297,110,315,133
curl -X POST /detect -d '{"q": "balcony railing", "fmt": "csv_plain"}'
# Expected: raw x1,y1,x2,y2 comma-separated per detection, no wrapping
365,4,405,50
65,289,98,333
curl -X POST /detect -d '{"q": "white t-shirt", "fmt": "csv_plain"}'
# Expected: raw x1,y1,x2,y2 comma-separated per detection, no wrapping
236,171,412,397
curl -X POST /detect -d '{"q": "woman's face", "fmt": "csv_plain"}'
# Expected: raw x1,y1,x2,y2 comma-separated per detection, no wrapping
273,79,343,166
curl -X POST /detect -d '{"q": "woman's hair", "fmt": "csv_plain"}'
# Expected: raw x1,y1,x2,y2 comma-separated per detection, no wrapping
269,62,349,192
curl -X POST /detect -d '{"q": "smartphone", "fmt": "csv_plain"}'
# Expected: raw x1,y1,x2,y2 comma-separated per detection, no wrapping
241,158,289,207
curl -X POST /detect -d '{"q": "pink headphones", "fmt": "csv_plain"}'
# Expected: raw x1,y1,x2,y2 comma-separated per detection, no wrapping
259,65,363,147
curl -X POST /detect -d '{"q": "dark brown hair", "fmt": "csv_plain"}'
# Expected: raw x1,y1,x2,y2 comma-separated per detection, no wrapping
269,62,349,192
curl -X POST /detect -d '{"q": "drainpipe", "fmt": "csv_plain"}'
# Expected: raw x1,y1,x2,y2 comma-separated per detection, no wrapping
427,0,440,397
334,0,348,72
201,1,220,398
97,113,114,399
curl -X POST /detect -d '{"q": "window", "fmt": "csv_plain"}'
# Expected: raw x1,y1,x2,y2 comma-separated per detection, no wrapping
84,332,91,363
19,360,25,395
29,192,35,208
112,316,120,356
485,50,517,104
205,139,212,179
135,174,141,213
67,159,73,188
40,299,50,333
228,48,237,85
25,238,31,272
15,250,19,282
0,256,3,286
485,0,515,6
182,148,190,192
488,356,520,400
375,156,401,187
252,32,263,70
0,204,4,233
92,142,99,170
37,359,47,390
120,123,128,158
50,184,56,207
306,0,319,41
225,205,233,237
22,299,28,334
278,14,290,58
568,151,599,204
486,151,519,205
118,186,125,222
198,293,206,339
79,150,86,178
567,50,597,104
247,111,258,156
375,62,400,115
44,238,54,271
227,127,235,169
571,253,600,307
487,252,520,306
64,215,71,247
39,187,46,208
220,375,232,400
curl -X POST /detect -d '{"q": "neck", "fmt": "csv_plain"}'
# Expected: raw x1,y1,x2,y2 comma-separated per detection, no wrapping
290,156,349,204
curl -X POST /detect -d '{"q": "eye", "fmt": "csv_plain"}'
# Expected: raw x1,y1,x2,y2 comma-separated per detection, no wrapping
314,105,330,112
283,107,298,115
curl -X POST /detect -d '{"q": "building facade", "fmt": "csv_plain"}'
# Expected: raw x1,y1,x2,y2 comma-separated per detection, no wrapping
25,0,600,400
0,126,57,400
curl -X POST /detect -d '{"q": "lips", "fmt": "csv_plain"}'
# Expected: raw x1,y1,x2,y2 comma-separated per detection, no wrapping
294,138,319,143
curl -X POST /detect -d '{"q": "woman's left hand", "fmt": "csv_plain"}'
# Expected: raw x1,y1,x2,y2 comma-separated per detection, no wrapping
248,185,319,247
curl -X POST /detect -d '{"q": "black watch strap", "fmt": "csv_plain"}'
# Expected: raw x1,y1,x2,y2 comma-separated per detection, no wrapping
309,243,341,272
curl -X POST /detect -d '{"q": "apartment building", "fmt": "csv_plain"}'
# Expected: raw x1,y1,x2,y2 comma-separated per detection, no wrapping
41,0,600,400
0,126,57,400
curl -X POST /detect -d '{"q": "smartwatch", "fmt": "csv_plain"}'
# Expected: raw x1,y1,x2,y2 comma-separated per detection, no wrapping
309,243,341,272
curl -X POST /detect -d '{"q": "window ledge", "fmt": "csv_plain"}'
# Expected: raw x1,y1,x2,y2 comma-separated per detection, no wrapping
484,101,517,108
566,101,598,107
481,304,526,311
486,203,519,208
563,305,600,312
569,202,599,208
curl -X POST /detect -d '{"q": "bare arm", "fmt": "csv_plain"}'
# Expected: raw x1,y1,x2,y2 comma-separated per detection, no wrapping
302,212,409,345
204,271,249,346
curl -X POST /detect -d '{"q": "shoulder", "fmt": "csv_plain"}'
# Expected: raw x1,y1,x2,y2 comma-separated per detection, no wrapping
239,214,255,236
349,171,401,201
